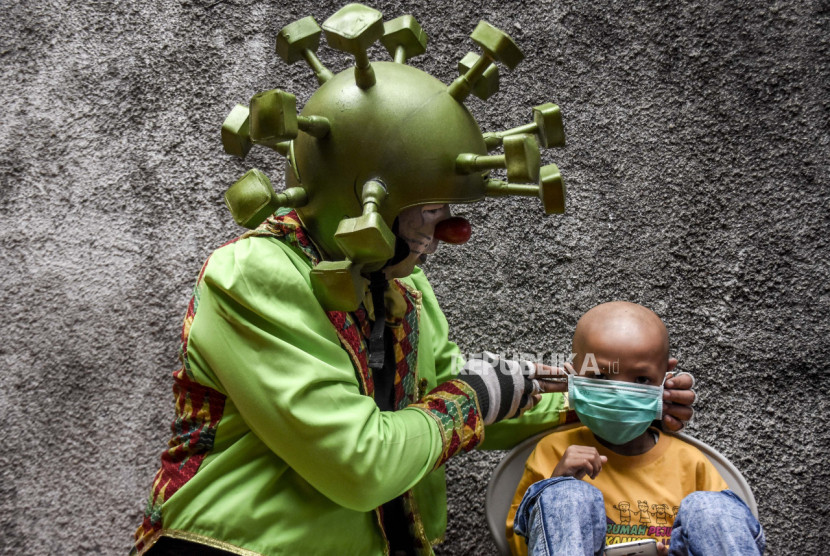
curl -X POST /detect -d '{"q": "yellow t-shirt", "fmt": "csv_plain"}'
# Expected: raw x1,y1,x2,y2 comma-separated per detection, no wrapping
506,426,729,555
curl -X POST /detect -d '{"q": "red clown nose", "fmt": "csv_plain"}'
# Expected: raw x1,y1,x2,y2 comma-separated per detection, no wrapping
434,216,472,244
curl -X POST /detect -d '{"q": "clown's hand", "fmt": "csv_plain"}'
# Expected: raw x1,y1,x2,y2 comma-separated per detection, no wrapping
662,360,696,432
456,352,554,426
532,362,570,393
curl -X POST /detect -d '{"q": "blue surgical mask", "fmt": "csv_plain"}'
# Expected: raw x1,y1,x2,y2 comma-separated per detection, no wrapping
568,374,665,445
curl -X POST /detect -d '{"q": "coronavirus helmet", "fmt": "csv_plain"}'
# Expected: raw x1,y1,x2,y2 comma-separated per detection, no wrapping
221,3,566,311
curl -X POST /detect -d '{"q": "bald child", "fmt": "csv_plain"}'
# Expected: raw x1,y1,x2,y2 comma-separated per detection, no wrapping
507,302,765,556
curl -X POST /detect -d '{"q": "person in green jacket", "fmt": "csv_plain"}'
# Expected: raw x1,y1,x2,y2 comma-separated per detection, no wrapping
131,205,694,556
132,5,695,555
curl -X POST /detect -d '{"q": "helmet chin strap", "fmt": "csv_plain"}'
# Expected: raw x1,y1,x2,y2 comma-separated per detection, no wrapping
384,218,412,268
369,218,410,372
385,235,412,268
367,270,389,372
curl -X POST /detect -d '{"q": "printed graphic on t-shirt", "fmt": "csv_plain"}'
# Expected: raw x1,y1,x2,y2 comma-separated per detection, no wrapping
606,499,676,547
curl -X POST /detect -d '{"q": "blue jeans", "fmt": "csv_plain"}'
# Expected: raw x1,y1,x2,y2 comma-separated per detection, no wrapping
514,477,765,556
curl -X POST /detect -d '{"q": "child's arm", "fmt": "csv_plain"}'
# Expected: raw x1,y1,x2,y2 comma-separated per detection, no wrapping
506,443,608,555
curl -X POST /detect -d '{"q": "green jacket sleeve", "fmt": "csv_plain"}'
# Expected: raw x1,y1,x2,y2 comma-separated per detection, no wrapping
185,236,449,512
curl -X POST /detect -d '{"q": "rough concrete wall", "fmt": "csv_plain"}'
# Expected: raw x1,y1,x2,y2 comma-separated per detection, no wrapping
0,0,827,554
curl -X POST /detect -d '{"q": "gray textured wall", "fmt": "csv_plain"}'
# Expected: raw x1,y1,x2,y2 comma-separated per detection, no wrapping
1,0,827,554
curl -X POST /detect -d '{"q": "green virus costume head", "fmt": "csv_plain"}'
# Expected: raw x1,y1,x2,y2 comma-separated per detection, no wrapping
221,3,567,311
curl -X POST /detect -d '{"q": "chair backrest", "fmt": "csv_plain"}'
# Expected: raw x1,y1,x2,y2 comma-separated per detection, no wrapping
484,425,758,556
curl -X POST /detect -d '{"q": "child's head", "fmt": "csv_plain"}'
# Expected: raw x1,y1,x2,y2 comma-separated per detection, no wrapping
572,301,674,385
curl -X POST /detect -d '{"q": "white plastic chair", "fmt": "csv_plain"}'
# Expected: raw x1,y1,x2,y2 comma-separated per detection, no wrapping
485,424,759,556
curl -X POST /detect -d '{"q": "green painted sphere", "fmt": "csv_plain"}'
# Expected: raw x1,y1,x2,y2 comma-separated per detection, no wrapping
291,61,488,260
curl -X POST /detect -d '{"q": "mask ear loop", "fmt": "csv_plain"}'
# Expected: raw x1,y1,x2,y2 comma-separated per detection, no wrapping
659,374,669,424
566,371,576,410
651,371,673,431
367,271,388,372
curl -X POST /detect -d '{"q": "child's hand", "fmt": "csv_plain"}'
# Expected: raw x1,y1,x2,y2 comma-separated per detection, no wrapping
551,445,608,480
656,541,669,556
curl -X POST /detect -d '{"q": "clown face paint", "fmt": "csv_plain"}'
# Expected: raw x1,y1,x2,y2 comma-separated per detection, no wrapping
384,204,450,279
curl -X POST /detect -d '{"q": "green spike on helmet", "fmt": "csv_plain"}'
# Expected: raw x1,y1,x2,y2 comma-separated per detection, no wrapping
220,3,568,310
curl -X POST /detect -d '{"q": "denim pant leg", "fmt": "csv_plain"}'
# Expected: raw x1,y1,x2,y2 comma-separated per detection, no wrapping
514,477,606,556
669,490,765,556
